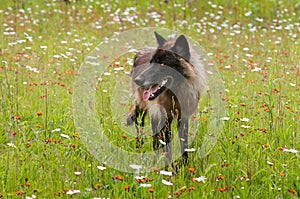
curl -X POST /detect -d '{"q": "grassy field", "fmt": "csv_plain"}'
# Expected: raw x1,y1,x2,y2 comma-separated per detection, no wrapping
0,0,299,198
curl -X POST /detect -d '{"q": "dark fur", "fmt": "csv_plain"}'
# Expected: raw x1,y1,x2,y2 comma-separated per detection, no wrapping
127,32,207,165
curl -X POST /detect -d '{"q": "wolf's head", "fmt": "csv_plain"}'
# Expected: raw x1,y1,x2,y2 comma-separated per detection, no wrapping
154,32,190,61
134,32,192,102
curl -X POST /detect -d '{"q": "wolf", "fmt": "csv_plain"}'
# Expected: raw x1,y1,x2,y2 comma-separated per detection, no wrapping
127,32,207,165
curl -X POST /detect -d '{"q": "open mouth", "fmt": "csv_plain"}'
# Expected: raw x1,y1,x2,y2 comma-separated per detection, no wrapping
142,79,169,101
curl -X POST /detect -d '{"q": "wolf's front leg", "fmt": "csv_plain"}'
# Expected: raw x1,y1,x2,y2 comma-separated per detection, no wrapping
164,118,173,167
127,106,146,149
149,105,167,151
178,118,188,164
151,116,162,152
151,117,173,167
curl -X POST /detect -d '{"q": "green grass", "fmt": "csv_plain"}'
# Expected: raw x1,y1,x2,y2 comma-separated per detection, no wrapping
0,0,299,198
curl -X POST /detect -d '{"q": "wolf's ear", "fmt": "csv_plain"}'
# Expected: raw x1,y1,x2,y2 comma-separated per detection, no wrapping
154,32,167,47
171,35,190,60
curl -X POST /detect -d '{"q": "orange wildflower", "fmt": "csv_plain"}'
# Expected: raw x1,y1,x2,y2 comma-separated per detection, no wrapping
36,112,43,116
219,187,227,192
124,185,130,191
149,188,154,193
279,173,286,177
188,167,195,173
112,174,123,181
16,190,25,195
12,115,22,120
221,163,230,167
288,189,297,195
278,147,286,151
219,186,230,192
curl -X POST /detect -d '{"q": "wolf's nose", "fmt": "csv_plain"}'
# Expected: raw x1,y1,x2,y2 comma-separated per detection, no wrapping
134,77,144,86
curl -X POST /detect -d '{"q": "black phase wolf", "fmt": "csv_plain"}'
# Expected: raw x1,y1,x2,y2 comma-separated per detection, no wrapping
127,32,207,165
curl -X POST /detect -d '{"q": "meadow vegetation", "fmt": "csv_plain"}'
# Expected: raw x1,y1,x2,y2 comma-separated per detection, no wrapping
0,0,299,198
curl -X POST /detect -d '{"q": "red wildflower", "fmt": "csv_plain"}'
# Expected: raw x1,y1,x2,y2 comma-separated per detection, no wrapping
288,189,297,195
149,188,154,193
124,185,130,191
36,112,43,116
188,167,195,173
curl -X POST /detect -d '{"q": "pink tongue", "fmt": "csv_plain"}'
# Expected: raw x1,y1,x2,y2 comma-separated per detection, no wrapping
142,84,161,101
143,91,151,101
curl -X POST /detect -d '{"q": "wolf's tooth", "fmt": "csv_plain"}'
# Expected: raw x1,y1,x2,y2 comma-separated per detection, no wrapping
161,79,167,86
